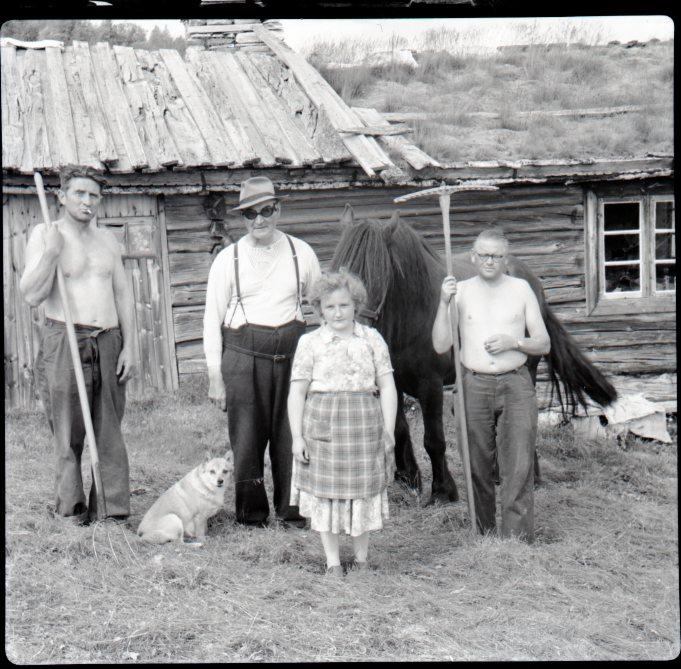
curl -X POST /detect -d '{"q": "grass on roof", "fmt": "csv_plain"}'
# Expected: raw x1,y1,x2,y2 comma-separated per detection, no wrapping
308,38,673,163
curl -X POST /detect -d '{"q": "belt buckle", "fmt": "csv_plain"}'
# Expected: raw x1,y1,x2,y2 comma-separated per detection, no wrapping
273,354,287,363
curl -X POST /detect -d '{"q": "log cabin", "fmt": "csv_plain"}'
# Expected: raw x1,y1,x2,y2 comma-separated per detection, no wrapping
2,24,675,414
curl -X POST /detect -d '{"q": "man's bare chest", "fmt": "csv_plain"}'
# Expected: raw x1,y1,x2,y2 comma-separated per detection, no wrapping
461,291,524,327
59,236,115,281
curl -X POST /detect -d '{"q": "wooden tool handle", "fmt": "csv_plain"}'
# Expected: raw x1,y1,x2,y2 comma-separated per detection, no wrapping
439,192,477,533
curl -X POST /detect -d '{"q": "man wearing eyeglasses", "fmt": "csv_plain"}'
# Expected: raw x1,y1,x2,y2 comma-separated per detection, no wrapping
432,229,550,542
203,176,321,528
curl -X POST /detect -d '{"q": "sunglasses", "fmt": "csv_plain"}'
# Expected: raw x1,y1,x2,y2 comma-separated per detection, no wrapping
475,252,505,263
241,203,277,220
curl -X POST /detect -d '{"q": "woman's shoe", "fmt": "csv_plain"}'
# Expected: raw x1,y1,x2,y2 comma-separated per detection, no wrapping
352,561,369,572
325,565,344,577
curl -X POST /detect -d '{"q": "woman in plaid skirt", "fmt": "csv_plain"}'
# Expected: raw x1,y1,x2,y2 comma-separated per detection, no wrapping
288,270,398,576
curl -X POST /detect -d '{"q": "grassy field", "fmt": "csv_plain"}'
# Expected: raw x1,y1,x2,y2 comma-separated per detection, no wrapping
5,376,679,662
308,33,673,163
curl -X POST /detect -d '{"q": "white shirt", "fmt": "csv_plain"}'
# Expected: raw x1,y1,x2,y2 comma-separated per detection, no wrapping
203,233,321,370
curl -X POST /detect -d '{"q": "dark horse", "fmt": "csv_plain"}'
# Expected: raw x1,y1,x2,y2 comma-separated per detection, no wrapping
331,206,618,504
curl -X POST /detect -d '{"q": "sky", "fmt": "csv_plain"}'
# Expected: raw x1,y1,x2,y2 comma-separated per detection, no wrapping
120,16,673,55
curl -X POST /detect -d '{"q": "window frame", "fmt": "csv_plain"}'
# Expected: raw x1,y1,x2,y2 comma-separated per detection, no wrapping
598,197,645,300
585,188,675,316
650,195,676,296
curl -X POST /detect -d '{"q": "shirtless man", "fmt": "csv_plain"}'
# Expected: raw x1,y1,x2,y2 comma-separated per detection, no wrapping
20,166,136,524
432,229,550,542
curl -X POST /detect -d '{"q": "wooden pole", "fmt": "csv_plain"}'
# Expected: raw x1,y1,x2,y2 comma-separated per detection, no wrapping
439,192,477,535
34,172,107,520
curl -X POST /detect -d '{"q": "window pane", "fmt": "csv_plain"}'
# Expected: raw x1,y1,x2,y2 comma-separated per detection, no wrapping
655,263,676,291
604,234,640,261
604,265,640,293
655,201,675,230
655,232,676,260
603,202,640,231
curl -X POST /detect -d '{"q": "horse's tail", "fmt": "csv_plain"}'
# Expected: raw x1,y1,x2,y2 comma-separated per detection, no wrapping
543,304,618,416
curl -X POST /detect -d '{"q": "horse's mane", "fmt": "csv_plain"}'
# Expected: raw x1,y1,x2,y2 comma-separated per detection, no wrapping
331,217,440,350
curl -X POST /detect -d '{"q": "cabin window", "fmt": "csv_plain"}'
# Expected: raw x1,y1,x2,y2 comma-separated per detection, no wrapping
586,191,675,314
652,198,676,293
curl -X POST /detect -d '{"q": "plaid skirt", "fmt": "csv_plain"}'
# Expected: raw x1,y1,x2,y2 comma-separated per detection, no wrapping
292,391,388,499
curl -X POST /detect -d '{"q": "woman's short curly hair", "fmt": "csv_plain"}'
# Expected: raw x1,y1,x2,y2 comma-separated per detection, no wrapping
308,268,368,317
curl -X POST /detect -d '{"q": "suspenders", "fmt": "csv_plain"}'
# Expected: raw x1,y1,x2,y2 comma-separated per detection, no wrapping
228,234,302,327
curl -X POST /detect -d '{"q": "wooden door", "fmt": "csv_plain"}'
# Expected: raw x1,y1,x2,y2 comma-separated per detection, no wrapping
97,195,178,400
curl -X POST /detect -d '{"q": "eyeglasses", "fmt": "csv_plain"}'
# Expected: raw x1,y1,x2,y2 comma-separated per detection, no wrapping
475,252,505,263
241,204,277,220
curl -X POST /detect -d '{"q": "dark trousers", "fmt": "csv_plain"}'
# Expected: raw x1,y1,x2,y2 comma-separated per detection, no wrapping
221,321,305,524
462,365,537,541
34,319,130,521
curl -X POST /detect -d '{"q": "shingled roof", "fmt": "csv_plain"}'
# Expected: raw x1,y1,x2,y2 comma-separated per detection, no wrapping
1,29,438,180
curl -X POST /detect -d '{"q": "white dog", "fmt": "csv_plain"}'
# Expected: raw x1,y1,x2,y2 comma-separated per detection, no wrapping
137,453,233,545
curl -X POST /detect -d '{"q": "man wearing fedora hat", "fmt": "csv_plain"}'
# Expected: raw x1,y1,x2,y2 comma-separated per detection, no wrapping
203,176,321,527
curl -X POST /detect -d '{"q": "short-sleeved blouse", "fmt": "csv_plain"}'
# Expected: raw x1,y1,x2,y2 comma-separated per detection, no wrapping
290,322,393,392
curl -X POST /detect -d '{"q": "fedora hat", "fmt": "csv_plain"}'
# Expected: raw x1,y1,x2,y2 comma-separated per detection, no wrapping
232,176,287,211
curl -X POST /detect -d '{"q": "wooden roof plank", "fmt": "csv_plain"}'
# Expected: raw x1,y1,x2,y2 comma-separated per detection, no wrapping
253,24,392,176
18,48,52,172
248,53,351,165
1,46,25,170
71,42,118,166
114,45,183,170
235,52,323,166
61,46,106,170
224,51,306,165
353,107,442,171
91,42,149,171
159,48,236,167
134,50,213,169
183,48,260,167
43,46,80,168
211,51,294,165
191,49,275,167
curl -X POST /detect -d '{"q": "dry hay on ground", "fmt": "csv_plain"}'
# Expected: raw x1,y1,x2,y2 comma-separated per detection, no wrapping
5,379,679,662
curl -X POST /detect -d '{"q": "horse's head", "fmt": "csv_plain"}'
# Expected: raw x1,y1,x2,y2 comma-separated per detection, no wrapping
332,204,397,325
332,204,442,347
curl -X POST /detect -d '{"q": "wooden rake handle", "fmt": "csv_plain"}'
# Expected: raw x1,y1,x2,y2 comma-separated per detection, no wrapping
439,192,477,534
34,172,107,520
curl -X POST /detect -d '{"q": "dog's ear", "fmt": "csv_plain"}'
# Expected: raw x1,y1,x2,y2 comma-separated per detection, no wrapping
204,450,212,463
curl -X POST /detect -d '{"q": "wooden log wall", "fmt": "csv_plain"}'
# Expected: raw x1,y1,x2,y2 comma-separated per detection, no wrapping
4,194,59,409
164,182,676,386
